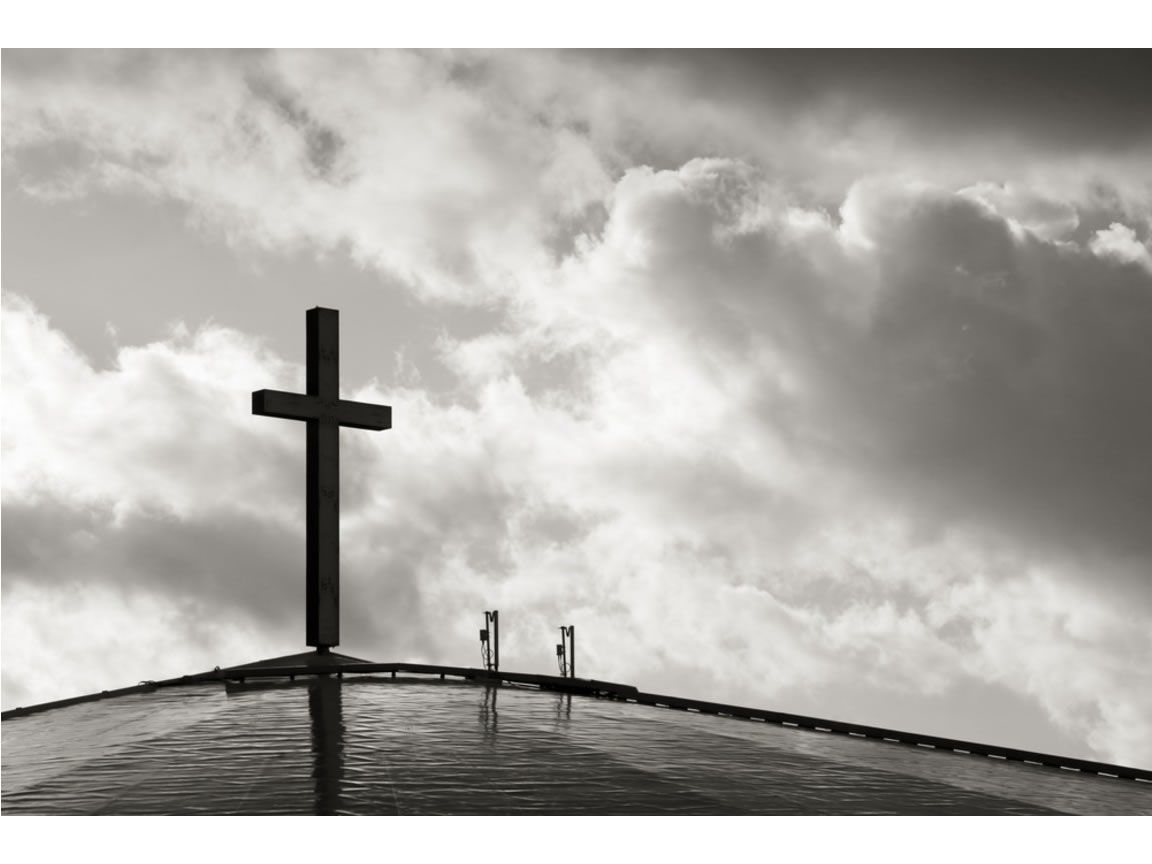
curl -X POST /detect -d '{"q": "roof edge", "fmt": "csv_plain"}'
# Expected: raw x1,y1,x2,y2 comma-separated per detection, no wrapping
4,659,1150,783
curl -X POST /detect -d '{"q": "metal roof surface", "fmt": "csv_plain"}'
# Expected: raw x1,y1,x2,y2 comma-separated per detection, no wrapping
4,677,1151,815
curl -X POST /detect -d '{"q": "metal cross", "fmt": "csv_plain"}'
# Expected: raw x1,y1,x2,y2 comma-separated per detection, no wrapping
252,307,392,650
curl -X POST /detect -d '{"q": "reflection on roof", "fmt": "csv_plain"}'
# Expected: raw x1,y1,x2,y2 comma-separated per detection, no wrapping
4,677,1151,815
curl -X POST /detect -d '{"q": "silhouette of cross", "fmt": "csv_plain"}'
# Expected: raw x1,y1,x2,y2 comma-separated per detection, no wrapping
252,307,392,650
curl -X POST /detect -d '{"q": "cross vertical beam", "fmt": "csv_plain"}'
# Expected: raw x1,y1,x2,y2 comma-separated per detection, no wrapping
307,308,340,648
252,307,392,651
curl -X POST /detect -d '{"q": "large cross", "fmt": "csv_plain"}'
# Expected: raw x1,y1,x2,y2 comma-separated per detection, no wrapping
252,307,392,650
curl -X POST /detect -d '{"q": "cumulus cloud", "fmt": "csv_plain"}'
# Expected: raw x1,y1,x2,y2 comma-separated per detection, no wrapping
4,50,1152,767
1090,222,1152,274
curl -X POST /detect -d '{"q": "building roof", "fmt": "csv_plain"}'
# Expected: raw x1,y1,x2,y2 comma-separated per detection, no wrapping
4,659,1151,815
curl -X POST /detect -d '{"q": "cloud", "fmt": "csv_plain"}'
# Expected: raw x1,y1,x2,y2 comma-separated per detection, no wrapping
1,50,614,303
5,49,1150,298
959,182,1080,241
1090,222,1152,274
5,50,1152,767
1,580,264,711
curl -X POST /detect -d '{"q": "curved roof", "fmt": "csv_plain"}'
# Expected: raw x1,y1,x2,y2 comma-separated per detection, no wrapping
4,670,1151,815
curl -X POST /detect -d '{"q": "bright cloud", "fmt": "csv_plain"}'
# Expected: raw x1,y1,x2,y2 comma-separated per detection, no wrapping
1090,222,1152,274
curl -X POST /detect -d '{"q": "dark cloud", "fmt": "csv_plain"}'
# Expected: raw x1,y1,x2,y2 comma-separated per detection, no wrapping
1,500,300,630
608,169,1152,602
835,194,1152,585
0,490,452,662
598,50,1152,152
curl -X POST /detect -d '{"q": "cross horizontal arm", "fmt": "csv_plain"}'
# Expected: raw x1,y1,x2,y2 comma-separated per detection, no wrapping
252,389,319,422
333,399,392,431
252,390,391,430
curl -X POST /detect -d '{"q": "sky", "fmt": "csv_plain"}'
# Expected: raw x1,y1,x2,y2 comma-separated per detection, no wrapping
3,48,1152,768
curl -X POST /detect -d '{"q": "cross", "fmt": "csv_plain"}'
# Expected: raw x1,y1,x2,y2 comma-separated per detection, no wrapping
252,307,392,650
